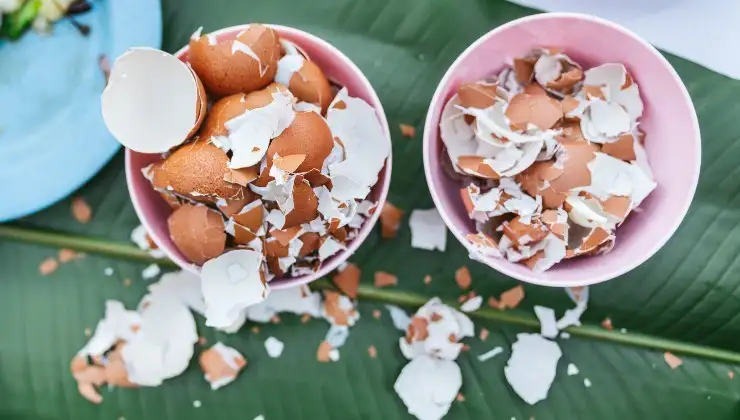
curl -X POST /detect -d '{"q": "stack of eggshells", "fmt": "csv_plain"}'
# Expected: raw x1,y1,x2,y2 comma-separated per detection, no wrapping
440,48,656,272
101,24,389,329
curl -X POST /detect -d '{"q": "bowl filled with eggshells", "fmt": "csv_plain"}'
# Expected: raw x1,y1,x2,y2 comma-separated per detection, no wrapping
423,13,701,287
102,24,391,327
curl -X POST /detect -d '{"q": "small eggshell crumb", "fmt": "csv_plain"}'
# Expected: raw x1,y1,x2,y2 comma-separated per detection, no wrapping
455,266,472,290
333,263,361,298
380,202,404,238
664,352,683,369
39,258,59,276
374,271,398,288
399,124,416,138
72,198,92,223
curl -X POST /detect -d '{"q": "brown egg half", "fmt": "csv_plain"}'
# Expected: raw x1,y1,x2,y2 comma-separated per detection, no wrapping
167,204,226,265
262,110,334,179
189,24,281,96
151,139,245,200
289,59,334,114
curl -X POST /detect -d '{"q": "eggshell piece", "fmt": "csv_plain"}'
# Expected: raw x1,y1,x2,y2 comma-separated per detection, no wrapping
151,139,244,200
457,82,500,109
224,166,259,187
513,57,536,84
266,111,334,173
102,48,205,153
505,93,563,131
601,134,637,161
168,204,226,265
457,156,500,179
199,93,248,141
298,232,321,257
284,177,319,228
549,141,599,193
276,56,334,114
217,189,257,217
188,24,281,96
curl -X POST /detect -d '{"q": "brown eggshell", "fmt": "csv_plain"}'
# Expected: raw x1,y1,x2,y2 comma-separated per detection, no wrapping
303,168,331,187
244,82,290,109
298,232,321,256
191,70,209,137
199,93,248,141
265,111,334,174
457,156,500,179
167,204,226,265
546,67,583,93
505,93,563,131
159,192,183,210
233,202,264,232
289,59,334,114
199,345,246,384
284,177,319,228
601,134,636,161
189,24,281,96
217,189,257,217
151,139,245,200
274,154,306,173
270,226,303,246
513,57,536,85
602,195,631,220
265,237,289,258
224,166,259,187
457,82,500,109
266,257,285,276
232,223,258,245
549,140,599,193
502,216,548,245
516,162,567,209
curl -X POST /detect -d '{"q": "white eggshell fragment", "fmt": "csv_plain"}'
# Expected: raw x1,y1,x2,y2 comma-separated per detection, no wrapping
201,250,270,329
504,333,562,405
394,355,462,420
102,48,204,153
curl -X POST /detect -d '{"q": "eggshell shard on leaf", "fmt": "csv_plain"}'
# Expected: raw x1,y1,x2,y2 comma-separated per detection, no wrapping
168,204,226,265
199,342,246,390
394,355,462,420
188,24,281,96
201,250,269,329
409,208,447,252
504,333,562,405
102,48,206,153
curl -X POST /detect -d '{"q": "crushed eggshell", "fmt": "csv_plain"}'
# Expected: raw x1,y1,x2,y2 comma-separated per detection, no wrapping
200,342,247,390
400,297,474,361
504,333,562,405
455,266,472,290
409,209,447,251
394,354,462,420
72,197,92,223
477,346,503,362
399,123,416,138
380,202,404,239
664,352,683,369
460,295,483,313
333,263,361,298
39,257,59,275
566,363,579,376
385,305,412,331
264,336,284,358
374,271,398,288
489,285,525,310
441,48,656,272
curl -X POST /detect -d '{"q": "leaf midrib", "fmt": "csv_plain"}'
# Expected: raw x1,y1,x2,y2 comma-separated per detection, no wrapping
2,223,739,364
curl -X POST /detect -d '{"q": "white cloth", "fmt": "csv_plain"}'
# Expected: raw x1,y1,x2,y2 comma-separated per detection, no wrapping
507,0,740,79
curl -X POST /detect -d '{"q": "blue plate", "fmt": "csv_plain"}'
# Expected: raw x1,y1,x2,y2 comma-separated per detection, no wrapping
0,0,161,222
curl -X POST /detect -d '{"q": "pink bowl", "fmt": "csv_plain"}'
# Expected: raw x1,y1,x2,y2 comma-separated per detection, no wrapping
423,13,700,287
126,24,392,290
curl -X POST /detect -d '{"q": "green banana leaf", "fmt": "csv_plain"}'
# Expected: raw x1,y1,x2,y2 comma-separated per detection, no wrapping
3,0,740,418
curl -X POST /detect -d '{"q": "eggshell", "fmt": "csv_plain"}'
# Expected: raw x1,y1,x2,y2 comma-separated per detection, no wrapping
233,200,264,232
217,189,257,217
513,57,536,84
276,55,334,114
457,82,500,109
505,93,563,131
265,111,334,173
549,140,599,193
102,48,207,153
457,156,500,179
284,176,319,228
298,232,321,256
502,216,548,245
601,134,637,161
199,93,248,141
151,139,245,200
189,24,281,96
167,204,226,265
265,238,289,258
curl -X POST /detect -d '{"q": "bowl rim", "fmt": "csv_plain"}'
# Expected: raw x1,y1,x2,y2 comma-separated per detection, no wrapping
126,23,393,290
422,12,701,287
